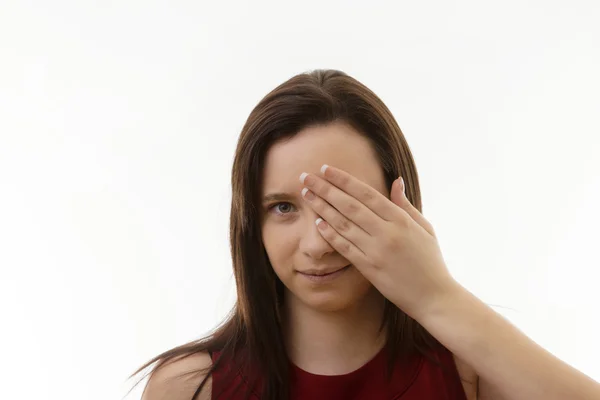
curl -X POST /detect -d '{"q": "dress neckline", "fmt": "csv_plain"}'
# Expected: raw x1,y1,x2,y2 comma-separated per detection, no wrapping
289,344,387,381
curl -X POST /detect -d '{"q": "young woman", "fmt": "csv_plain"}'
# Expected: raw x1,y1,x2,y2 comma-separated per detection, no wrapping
129,69,600,400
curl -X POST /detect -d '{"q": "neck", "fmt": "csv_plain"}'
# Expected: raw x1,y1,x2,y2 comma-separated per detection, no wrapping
283,287,387,375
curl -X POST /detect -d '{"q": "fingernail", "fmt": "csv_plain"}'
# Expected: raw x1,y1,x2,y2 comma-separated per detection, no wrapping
299,172,308,184
400,177,405,195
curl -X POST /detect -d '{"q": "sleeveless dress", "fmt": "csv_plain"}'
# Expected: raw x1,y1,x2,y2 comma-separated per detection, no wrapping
209,345,468,399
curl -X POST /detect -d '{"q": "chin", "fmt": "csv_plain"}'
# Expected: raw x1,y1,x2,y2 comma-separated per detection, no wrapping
286,282,375,313
301,293,357,312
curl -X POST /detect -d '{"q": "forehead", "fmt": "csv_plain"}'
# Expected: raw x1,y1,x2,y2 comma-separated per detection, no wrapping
261,121,386,194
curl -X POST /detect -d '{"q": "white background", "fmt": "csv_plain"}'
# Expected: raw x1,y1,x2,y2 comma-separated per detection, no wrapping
1,1,599,399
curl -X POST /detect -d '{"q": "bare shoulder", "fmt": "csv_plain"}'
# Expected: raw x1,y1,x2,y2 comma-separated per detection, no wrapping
452,354,508,400
142,351,213,400
452,354,478,400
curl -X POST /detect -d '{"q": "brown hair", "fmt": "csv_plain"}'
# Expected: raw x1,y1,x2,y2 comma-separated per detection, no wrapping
127,69,449,399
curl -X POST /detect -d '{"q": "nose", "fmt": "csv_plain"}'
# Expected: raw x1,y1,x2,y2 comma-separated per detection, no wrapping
298,209,336,260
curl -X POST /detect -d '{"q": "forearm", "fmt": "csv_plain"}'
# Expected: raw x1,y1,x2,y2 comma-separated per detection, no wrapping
418,283,600,400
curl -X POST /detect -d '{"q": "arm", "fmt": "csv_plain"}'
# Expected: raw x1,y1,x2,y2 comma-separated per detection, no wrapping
302,167,600,399
419,283,600,400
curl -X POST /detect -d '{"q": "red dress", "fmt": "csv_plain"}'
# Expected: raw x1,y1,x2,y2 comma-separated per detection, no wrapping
210,345,468,399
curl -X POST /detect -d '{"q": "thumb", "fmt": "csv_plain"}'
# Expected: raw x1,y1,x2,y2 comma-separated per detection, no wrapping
391,177,436,237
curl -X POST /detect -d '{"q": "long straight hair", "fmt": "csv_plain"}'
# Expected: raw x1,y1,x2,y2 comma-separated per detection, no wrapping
128,69,446,399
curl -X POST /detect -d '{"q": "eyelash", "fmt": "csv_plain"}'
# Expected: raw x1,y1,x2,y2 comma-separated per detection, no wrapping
268,202,297,217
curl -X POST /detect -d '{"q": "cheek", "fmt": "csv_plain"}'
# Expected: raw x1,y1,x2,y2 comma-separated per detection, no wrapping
262,225,298,272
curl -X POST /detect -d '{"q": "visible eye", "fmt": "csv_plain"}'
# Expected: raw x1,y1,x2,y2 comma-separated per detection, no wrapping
268,202,297,217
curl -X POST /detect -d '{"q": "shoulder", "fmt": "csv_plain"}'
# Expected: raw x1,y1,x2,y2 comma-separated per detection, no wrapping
452,354,508,400
142,351,213,400
452,354,478,400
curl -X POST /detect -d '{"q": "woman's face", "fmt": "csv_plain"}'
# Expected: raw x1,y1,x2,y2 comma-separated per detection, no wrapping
260,121,390,312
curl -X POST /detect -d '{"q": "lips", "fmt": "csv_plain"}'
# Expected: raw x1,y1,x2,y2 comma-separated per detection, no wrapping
299,264,351,276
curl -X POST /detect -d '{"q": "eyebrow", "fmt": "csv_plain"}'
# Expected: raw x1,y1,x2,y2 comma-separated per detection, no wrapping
262,192,297,204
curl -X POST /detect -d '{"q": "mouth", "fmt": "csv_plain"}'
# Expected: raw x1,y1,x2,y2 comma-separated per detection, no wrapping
300,264,351,276
297,264,352,281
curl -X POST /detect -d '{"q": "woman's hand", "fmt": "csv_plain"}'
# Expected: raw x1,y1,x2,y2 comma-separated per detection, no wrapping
299,164,461,320
300,165,600,400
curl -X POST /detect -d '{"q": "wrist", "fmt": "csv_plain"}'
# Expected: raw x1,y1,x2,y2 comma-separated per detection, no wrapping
411,279,468,323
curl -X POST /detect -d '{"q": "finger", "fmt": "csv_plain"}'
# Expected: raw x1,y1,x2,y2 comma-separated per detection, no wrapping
313,217,372,270
391,177,436,237
301,187,373,252
319,164,401,223
300,172,383,236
